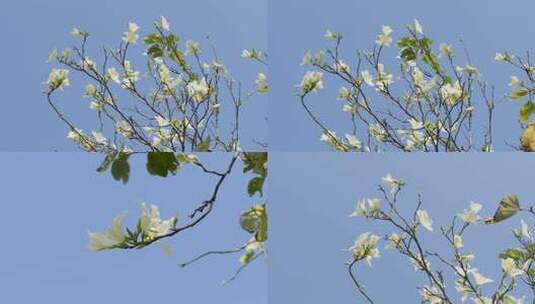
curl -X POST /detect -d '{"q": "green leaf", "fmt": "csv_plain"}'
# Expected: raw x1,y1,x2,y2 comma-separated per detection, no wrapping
499,248,526,261
397,37,417,48
97,151,118,173
400,48,416,62
111,153,130,184
239,204,268,242
166,34,178,47
144,33,162,45
512,88,529,100
243,152,268,177
147,45,163,58
520,102,535,122
248,177,265,197
146,152,178,177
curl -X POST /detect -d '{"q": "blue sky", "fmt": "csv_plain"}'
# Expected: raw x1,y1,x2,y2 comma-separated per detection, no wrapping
0,153,267,303
0,0,266,151
270,153,535,303
269,0,535,151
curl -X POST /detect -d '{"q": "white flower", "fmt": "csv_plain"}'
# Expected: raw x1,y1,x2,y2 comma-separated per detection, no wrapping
241,49,263,60
495,52,513,62
46,68,70,91
139,203,177,239
349,232,381,266
439,43,453,57
107,68,121,84
420,285,442,304
122,22,140,44
458,201,482,223
85,84,97,96
160,16,170,31
361,70,375,87
509,76,521,87
89,101,103,111
453,234,463,249
382,173,404,195
338,86,351,100
471,270,493,285
300,71,323,94
375,63,394,90
502,258,523,277
92,131,108,145
186,78,210,102
324,30,339,41
376,25,393,47
71,27,85,38
186,40,201,55
440,81,463,105
345,134,361,149
88,214,126,251
386,233,402,249
417,210,433,232
369,123,387,142
155,115,170,127
414,19,424,35
256,73,268,93
350,198,380,217
521,219,531,239
116,120,134,138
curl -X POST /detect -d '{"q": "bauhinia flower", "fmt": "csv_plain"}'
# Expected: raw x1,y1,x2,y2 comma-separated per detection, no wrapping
350,198,381,217
471,269,493,286
495,52,513,62
241,49,264,61
139,203,178,239
160,16,170,31
439,43,453,57
300,71,324,94
453,234,463,249
47,68,70,91
349,232,380,266
413,19,424,35
122,22,140,44
420,285,442,304
88,214,126,251
376,25,393,47
382,173,405,195
186,78,210,102
256,73,268,93
417,209,433,232
458,201,482,223
185,40,201,56
440,81,463,105
501,258,523,277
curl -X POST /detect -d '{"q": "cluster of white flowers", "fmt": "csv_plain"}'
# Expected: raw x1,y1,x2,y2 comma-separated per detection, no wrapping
241,49,264,61
115,120,134,139
46,68,70,91
420,285,443,304
186,78,210,102
122,22,140,44
440,81,463,105
300,71,324,94
349,232,381,266
88,203,177,251
350,198,380,217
